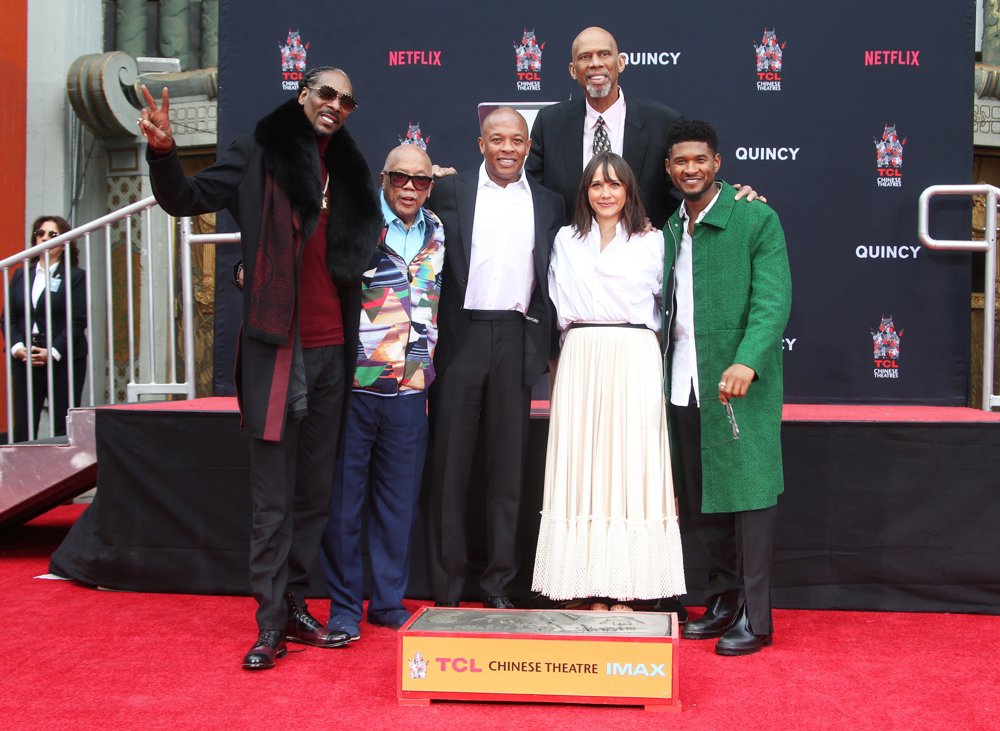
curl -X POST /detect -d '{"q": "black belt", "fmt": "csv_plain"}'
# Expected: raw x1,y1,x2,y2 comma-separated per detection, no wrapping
568,322,650,330
468,309,525,322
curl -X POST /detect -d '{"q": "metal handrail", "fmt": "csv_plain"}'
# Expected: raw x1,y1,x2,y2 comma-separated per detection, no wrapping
918,184,998,411
2,196,244,442
172,219,241,406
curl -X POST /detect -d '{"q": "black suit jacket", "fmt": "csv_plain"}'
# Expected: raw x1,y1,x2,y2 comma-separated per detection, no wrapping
428,170,564,387
4,262,88,360
525,96,682,228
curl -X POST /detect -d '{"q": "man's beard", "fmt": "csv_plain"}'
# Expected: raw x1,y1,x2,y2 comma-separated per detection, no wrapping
586,80,612,98
680,180,716,201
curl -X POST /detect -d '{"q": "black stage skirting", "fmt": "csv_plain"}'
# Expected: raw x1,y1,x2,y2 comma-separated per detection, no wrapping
50,401,1000,613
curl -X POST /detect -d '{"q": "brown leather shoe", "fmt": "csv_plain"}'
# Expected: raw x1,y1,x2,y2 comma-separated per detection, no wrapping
285,593,351,647
681,590,740,640
242,629,287,670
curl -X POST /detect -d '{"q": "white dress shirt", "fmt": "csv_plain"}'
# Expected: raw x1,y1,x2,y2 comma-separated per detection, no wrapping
670,185,723,407
10,259,64,360
583,88,627,168
464,162,536,312
548,221,663,333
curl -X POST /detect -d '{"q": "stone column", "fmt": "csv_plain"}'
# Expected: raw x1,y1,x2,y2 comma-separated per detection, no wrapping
159,0,191,70
201,0,219,69
115,0,148,59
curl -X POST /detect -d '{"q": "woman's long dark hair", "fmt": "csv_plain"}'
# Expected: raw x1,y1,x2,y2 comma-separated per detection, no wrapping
571,152,647,238
28,215,78,266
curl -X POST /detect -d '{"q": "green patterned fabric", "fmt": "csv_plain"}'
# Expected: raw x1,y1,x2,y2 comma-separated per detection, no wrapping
663,181,792,513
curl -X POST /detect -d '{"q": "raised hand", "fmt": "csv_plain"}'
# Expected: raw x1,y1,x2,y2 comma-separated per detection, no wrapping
138,84,174,152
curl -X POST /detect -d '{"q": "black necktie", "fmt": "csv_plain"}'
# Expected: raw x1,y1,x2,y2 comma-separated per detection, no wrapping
593,116,611,154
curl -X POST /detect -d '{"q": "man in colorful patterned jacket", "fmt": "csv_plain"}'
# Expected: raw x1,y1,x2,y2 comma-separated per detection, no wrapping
320,143,445,641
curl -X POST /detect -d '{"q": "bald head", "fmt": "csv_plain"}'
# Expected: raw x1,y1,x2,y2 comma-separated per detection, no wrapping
569,26,625,109
383,143,431,173
478,107,531,187
480,107,528,138
380,144,434,228
571,26,618,59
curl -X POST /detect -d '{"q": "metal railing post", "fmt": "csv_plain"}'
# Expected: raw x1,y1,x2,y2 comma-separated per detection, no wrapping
918,183,998,411
984,189,998,411
179,217,197,401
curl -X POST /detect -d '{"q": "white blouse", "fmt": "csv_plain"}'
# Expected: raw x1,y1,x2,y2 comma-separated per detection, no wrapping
548,221,663,333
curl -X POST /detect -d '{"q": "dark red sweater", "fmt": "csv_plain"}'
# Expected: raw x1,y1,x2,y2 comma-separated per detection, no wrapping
298,137,343,347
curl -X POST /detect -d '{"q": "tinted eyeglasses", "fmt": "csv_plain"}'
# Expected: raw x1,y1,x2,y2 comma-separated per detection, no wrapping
383,171,434,191
34,229,60,240
308,85,359,113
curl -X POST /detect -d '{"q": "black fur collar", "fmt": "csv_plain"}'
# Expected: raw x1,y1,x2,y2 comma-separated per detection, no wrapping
254,98,381,284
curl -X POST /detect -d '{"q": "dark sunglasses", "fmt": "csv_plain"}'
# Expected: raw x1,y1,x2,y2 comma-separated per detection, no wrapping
34,229,60,239
308,85,358,112
383,170,434,191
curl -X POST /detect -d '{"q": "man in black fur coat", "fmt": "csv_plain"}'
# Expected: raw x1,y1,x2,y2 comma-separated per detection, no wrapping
139,67,383,670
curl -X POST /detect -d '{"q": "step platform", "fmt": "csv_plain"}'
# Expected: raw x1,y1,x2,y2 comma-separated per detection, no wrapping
397,607,680,711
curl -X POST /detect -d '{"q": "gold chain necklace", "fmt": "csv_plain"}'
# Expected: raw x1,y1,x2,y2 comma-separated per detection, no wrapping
321,174,330,210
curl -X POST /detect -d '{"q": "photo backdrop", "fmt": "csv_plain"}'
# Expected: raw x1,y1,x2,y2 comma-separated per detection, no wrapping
214,0,975,405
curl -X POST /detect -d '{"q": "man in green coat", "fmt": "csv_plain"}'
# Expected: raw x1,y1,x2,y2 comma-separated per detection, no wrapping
662,119,791,656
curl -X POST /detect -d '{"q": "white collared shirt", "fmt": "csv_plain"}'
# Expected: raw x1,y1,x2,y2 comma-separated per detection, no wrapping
10,258,65,360
548,221,663,333
583,88,627,168
464,162,536,312
670,185,723,407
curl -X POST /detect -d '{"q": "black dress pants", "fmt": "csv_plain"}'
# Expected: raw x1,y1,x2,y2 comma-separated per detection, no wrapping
671,398,777,635
248,344,345,630
11,356,86,442
427,314,529,602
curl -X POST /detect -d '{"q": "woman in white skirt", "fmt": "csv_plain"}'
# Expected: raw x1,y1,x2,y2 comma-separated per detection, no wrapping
531,152,685,611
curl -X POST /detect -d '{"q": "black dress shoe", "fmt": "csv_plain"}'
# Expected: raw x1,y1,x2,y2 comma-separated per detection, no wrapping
285,593,351,647
654,597,689,625
434,601,459,607
681,590,740,640
242,629,287,670
715,605,773,656
484,595,516,609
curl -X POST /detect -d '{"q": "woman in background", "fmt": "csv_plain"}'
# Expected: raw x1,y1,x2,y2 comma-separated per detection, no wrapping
531,152,685,610
3,215,87,442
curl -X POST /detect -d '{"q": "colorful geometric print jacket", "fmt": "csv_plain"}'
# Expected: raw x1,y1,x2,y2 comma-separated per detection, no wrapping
353,207,445,395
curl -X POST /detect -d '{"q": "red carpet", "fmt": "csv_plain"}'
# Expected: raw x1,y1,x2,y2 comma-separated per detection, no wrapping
113,397,1000,423
2,505,999,730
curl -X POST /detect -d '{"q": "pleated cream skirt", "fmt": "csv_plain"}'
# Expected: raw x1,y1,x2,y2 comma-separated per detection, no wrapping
531,325,686,601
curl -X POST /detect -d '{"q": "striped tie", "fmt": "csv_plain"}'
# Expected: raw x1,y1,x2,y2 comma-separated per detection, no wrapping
593,116,611,154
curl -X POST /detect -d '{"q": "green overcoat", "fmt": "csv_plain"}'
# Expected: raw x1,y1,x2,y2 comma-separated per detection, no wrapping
662,181,792,513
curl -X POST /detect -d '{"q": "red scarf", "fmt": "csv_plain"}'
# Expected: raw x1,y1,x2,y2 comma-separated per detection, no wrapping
247,170,301,344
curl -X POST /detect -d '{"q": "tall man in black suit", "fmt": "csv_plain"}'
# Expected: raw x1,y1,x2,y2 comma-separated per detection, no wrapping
526,26,680,228
526,26,759,229
426,107,564,608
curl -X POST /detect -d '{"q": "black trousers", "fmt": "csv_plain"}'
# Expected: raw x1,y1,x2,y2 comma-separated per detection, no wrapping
248,345,345,630
11,356,86,442
427,315,529,602
671,398,777,635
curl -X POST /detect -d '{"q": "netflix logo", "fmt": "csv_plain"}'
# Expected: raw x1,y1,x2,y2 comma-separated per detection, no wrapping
388,50,442,67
